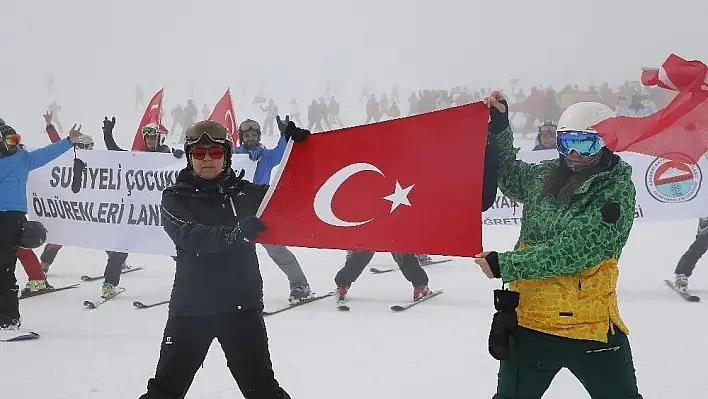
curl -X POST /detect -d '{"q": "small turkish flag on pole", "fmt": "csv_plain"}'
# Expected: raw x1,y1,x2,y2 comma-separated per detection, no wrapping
208,88,238,144
131,88,164,151
255,102,490,257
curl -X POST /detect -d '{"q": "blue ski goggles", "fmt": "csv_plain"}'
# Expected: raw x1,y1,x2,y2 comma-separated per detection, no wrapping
556,130,604,156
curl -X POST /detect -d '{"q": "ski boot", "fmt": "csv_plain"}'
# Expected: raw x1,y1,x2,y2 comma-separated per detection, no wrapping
336,285,349,301
21,280,53,296
289,285,313,304
0,317,21,331
415,254,433,265
675,273,689,293
101,283,119,299
413,284,431,301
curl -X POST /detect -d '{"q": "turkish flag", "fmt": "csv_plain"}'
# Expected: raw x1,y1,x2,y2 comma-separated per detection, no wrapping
131,88,164,151
208,88,238,144
595,54,708,163
255,102,489,257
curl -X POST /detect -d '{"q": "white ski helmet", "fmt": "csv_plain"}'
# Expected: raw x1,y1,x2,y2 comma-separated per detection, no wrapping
557,102,614,133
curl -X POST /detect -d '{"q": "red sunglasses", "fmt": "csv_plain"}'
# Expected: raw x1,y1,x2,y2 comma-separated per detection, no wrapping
191,146,225,160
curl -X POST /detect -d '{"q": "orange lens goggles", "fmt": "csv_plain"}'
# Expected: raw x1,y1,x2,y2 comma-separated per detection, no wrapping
1,134,21,146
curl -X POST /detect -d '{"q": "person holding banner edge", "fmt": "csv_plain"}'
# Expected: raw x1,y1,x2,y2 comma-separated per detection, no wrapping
474,92,642,398
234,117,313,303
139,119,309,399
1,119,83,330
91,116,185,299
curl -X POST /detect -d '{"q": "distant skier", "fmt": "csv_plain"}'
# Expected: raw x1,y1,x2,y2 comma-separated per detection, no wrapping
234,118,312,302
0,118,81,330
673,217,708,293
135,84,145,110
260,98,278,136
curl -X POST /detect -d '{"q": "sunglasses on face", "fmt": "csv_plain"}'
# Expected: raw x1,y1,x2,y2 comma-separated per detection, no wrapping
191,146,225,160
74,142,94,150
0,133,21,146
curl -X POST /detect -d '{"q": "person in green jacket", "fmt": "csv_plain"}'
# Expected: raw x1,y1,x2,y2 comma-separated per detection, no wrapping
474,91,643,399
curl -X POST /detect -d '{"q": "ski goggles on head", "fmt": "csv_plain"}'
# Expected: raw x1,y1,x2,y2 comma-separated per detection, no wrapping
556,130,604,156
0,133,21,147
538,126,556,135
190,145,225,160
238,120,261,133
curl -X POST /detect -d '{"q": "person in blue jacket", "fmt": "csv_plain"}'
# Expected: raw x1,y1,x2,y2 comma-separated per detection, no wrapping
0,119,82,330
234,118,312,303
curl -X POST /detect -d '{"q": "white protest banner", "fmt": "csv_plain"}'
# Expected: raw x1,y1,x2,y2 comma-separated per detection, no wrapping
482,149,708,227
26,150,256,255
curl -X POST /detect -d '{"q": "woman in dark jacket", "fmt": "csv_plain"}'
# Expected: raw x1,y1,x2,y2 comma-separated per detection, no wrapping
140,119,308,399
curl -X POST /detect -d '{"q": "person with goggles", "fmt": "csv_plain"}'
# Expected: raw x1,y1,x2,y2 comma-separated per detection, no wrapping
474,92,642,399
532,121,558,151
234,117,313,304
140,119,309,399
88,117,185,300
0,119,83,331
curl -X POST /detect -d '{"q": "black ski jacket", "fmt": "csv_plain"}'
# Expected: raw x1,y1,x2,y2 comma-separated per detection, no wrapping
161,168,269,317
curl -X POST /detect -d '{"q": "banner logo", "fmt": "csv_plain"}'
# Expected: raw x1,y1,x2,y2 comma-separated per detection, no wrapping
645,157,702,203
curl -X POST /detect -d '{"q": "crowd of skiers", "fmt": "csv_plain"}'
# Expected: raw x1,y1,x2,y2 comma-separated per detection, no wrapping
9,80,705,397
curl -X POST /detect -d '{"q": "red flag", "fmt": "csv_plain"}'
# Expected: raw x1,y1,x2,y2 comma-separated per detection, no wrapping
208,88,238,144
255,103,489,257
595,54,708,163
131,89,164,151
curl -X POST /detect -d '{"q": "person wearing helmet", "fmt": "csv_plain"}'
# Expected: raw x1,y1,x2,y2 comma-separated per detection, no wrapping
0,120,82,331
473,91,642,398
234,117,312,303
139,119,309,399
533,121,557,151
94,116,184,299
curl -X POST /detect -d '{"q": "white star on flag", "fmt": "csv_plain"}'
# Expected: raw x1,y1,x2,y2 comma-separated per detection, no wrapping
383,181,414,213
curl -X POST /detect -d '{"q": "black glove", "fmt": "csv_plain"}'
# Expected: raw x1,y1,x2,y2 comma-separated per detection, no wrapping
237,216,266,240
276,114,290,135
488,289,520,361
488,100,509,135
171,148,185,159
71,157,86,194
277,115,311,143
103,116,116,135
19,221,48,249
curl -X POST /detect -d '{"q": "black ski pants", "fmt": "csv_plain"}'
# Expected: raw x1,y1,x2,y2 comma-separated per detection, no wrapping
40,245,127,286
140,310,290,399
676,219,708,277
335,251,428,287
0,211,25,324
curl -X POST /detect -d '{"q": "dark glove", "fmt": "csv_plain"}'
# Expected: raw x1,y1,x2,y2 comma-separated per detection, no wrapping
19,221,48,249
103,116,116,135
237,216,266,240
488,289,520,361
71,157,86,194
171,148,185,159
277,115,311,143
276,114,290,135
488,100,509,135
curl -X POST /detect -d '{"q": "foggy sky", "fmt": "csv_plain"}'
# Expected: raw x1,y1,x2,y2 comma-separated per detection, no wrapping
3,0,708,144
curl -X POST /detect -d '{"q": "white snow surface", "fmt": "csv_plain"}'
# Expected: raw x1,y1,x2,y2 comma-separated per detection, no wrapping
3,136,708,399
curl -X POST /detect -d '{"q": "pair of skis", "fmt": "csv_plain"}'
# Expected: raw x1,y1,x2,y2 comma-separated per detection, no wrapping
664,280,701,302
18,266,145,300
369,259,452,274
336,290,444,312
